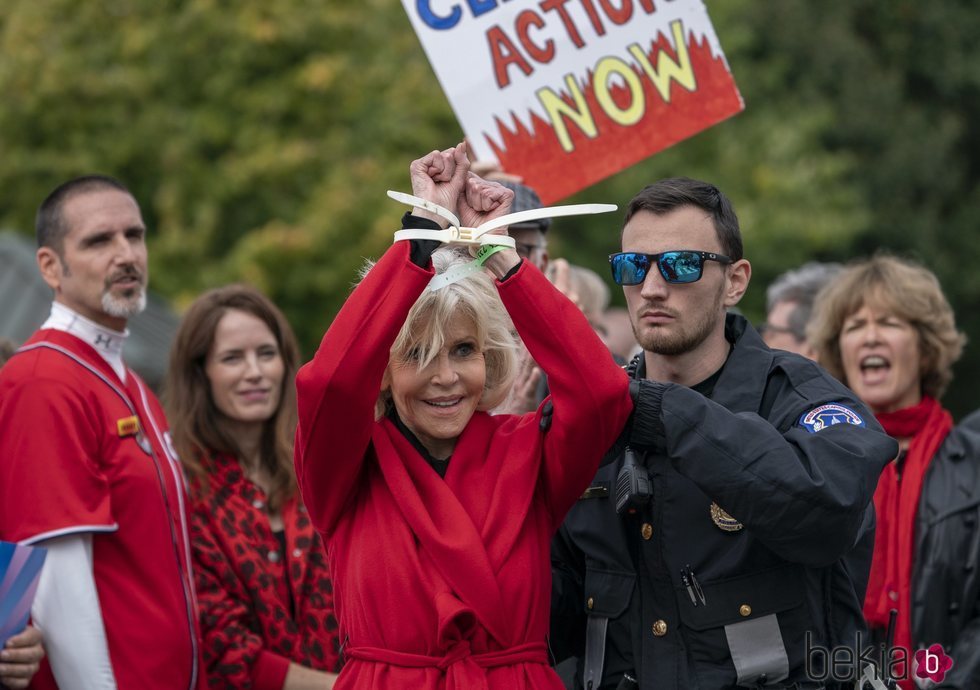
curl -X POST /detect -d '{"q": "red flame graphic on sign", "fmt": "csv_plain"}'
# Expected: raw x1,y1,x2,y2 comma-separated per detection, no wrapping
486,31,743,204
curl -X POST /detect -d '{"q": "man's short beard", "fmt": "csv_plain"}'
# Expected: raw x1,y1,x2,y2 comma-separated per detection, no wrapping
102,288,147,320
633,281,727,356
634,310,717,356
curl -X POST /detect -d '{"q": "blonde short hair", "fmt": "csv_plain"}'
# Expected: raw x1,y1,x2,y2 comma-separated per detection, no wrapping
374,248,518,418
808,254,965,400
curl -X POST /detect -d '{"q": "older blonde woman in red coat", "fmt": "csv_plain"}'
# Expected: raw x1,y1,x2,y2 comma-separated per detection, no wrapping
294,144,632,690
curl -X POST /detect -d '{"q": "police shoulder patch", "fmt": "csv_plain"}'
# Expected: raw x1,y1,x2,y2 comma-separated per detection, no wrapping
798,403,866,433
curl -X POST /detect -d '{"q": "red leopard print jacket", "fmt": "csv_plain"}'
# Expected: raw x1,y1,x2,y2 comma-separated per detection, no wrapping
189,452,342,689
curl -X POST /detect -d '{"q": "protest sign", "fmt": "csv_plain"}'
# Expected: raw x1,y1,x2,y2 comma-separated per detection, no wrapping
402,0,744,203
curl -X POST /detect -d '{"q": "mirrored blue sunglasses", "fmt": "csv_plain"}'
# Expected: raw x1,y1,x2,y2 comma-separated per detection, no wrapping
609,250,733,286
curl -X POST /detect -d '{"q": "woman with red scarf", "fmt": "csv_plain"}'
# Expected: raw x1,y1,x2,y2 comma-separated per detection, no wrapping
810,255,979,689
294,145,632,690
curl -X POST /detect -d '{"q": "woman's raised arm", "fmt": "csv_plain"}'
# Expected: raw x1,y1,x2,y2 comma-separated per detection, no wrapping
294,243,432,537
294,145,473,536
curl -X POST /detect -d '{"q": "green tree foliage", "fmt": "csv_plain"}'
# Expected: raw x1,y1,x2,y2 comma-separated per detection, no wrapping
0,0,461,350
729,0,980,415
2,0,979,414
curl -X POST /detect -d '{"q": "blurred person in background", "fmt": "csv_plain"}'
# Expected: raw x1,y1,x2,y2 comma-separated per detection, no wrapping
495,259,621,413
497,180,550,272
810,255,980,689
548,261,632,365
762,261,841,360
599,307,639,362
551,261,610,327
167,285,341,690
467,155,549,272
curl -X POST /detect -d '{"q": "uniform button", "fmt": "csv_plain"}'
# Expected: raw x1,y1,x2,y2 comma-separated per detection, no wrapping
292,548,303,558
267,550,280,563
652,620,668,636
739,604,752,617
587,597,594,610
888,590,899,602
641,523,653,540
252,499,265,509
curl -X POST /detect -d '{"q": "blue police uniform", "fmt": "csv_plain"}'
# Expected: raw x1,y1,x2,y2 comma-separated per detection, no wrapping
551,315,897,689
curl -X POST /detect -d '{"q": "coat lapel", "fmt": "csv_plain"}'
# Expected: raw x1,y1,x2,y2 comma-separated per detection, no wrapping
373,418,510,646
446,413,540,572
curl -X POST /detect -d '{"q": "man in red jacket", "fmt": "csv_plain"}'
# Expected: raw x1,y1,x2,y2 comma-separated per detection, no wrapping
0,175,205,690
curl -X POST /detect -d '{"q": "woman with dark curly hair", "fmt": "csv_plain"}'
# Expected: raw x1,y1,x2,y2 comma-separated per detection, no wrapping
167,285,341,690
809,255,979,688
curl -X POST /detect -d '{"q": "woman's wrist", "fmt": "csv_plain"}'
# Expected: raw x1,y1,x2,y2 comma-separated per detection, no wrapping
483,249,522,280
411,206,450,229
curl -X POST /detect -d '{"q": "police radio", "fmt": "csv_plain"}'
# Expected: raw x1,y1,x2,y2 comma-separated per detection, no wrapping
615,446,652,514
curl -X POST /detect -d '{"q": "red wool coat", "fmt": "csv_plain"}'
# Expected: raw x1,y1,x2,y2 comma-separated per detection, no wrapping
0,329,205,690
295,243,632,690
188,452,342,689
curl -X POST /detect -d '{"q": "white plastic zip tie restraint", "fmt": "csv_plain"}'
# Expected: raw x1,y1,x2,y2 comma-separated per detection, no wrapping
426,260,485,291
387,190,618,290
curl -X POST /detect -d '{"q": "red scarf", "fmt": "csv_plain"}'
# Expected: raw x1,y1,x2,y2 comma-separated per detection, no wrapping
864,397,952,687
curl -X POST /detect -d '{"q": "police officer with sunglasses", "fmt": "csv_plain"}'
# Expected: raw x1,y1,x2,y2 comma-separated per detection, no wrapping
550,178,898,689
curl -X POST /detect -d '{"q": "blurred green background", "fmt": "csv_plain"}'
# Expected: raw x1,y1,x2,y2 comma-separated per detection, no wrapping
2,0,979,416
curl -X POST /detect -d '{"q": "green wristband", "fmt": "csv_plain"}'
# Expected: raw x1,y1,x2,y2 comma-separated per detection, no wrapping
475,243,509,266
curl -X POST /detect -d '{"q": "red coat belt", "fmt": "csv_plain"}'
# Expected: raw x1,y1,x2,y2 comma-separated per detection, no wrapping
346,640,548,689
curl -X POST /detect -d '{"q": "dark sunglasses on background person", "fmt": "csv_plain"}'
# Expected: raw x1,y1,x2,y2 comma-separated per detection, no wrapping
609,250,733,286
